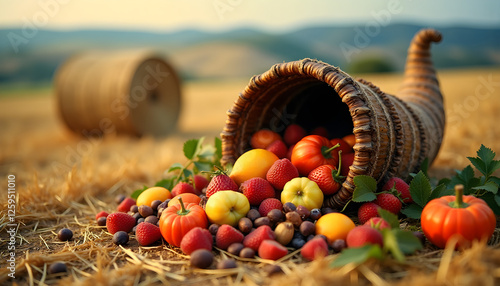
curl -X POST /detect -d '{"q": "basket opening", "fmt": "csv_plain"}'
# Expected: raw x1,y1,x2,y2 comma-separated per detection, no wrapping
254,80,354,142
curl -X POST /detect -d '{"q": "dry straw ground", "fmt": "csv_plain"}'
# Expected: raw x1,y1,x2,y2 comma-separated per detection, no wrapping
1,67,500,285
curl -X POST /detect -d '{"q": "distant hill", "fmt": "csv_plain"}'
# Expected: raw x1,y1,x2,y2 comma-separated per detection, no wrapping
0,23,499,85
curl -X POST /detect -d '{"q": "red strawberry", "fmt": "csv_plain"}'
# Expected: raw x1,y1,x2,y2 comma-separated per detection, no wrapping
266,140,288,159
374,193,402,215
242,225,276,251
193,175,209,195
258,198,283,217
301,237,329,261
216,224,244,250
95,211,109,220
258,239,288,260
284,124,307,146
382,177,412,204
346,225,383,248
106,212,136,234
364,217,391,231
308,164,344,195
135,222,162,246
171,182,196,197
240,178,275,206
357,202,380,224
117,197,136,212
180,227,213,255
266,158,299,190
206,172,238,198
340,152,354,177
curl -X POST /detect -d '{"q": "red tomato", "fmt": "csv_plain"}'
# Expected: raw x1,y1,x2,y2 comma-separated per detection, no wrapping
291,135,340,176
340,152,354,177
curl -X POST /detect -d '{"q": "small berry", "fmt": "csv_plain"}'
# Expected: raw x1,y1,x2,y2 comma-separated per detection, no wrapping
113,231,129,245
283,202,297,213
57,228,73,241
190,249,214,269
299,221,316,237
246,209,261,221
217,259,237,269
97,216,107,226
239,247,255,258
48,262,67,274
138,205,154,218
331,239,347,253
238,217,253,234
227,242,245,256
310,208,322,221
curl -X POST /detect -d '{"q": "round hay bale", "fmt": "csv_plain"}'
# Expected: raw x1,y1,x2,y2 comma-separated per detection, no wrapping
55,50,181,137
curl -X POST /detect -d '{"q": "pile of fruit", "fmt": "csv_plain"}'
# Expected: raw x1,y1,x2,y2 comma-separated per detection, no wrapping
91,125,498,270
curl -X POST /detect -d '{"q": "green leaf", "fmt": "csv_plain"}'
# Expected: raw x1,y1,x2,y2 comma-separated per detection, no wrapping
429,184,453,201
468,145,499,177
331,245,383,267
382,229,405,262
167,162,184,173
378,208,400,229
183,138,201,160
214,137,222,161
489,176,500,187
480,192,500,216
450,165,476,191
420,157,429,177
352,175,377,202
131,185,148,200
401,204,423,219
392,229,423,254
193,161,214,173
155,178,174,190
409,171,432,208
182,168,194,179
472,181,499,194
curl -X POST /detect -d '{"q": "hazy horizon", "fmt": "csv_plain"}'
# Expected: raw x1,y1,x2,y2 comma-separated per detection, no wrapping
1,0,499,33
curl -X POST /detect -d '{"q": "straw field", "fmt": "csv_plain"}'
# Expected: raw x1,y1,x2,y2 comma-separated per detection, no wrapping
1,67,499,285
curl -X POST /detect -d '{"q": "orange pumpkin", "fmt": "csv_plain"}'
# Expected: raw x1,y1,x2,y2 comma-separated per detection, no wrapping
159,198,208,247
421,184,496,249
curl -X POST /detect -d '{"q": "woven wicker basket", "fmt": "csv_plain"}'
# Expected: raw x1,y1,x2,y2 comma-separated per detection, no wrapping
221,29,445,209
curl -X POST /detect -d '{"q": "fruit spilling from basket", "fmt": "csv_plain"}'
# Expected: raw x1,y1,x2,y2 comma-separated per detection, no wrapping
93,126,498,269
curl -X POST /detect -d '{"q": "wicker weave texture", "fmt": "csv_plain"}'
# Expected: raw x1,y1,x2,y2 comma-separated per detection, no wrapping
221,29,444,209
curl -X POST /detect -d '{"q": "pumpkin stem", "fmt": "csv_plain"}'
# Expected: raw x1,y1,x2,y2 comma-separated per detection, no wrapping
322,143,340,158
177,197,191,216
452,184,469,208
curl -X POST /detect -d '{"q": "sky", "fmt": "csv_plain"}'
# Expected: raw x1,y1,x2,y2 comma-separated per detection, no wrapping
0,0,499,32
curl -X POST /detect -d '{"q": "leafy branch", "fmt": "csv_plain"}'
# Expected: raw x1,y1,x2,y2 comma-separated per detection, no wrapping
131,137,222,199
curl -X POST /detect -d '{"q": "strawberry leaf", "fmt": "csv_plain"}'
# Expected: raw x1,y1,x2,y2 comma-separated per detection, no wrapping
167,162,184,173
409,171,431,208
183,139,200,160
449,165,481,195
378,208,400,229
401,204,423,219
155,178,174,190
382,229,405,262
193,161,213,173
331,245,383,267
215,137,222,162
392,229,423,254
420,157,429,177
429,183,453,201
480,192,500,216
352,175,377,202
468,145,498,177
472,181,499,194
